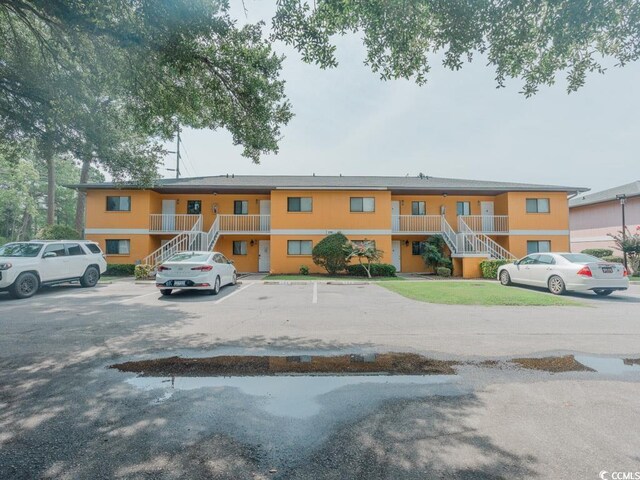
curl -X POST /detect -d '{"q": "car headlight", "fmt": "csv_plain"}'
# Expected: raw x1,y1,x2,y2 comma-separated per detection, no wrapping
0,263,12,270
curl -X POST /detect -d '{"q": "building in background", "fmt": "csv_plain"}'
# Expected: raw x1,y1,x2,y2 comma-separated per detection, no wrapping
71,175,585,278
569,181,640,254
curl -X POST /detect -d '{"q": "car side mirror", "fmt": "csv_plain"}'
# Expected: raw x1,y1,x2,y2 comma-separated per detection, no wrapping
43,252,57,258
514,259,520,266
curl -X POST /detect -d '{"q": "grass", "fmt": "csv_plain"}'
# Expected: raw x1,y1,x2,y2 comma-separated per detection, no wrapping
380,281,582,306
99,275,131,283
264,274,403,282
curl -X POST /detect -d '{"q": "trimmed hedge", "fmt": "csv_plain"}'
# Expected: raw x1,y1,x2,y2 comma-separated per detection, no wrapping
312,232,349,274
104,264,136,276
436,267,452,277
602,256,624,264
346,263,396,277
480,259,510,279
581,248,613,258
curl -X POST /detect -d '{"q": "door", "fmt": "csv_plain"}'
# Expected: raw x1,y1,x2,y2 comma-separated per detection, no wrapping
40,243,71,281
162,199,176,231
391,201,400,232
65,243,88,277
527,253,555,286
391,240,401,273
258,240,270,272
480,201,494,232
514,254,538,285
259,200,271,231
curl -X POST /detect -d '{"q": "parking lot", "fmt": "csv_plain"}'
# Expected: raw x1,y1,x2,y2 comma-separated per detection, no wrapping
1,279,640,479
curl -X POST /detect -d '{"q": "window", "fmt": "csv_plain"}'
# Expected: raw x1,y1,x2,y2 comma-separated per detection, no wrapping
234,200,248,215
66,244,86,256
411,201,426,215
519,255,538,265
350,197,375,212
287,240,313,255
187,200,202,215
106,196,131,212
527,240,551,255
105,239,130,255
84,243,102,254
456,201,471,216
412,241,424,255
287,197,313,212
560,253,600,263
233,241,248,255
43,243,66,257
537,254,555,265
526,198,550,213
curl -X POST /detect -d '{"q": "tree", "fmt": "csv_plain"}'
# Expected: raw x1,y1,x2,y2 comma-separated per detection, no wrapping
609,227,640,275
312,233,349,274
273,1,640,96
343,240,383,278
421,235,452,272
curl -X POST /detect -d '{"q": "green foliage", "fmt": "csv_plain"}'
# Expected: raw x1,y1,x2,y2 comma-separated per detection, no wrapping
602,256,624,264
480,260,510,279
273,1,640,96
421,235,452,271
436,267,452,277
312,233,349,275
299,265,310,275
134,264,154,280
581,248,614,258
346,263,397,277
343,240,384,278
36,225,81,240
0,236,7,246
609,227,640,274
104,264,136,276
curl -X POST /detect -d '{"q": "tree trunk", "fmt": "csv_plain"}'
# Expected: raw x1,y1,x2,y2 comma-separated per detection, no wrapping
75,158,91,235
44,138,56,225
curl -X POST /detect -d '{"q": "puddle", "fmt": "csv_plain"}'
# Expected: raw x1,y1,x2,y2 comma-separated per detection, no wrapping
574,356,640,375
128,374,455,418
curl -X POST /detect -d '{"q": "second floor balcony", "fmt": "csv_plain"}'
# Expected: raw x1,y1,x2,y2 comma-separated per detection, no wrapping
149,213,271,234
458,215,509,234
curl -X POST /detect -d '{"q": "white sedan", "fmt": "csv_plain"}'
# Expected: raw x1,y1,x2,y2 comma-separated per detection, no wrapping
497,252,629,296
155,251,237,296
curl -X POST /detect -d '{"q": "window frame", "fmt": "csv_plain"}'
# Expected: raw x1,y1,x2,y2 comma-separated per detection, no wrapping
456,201,471,216
105,239,131,255
66,243,86,256
233,200,249,215
287,197,313,212
526,198,550,214
411,241,424,256
186,200,202,215
232,240,248,255
43,243,67,257
411,201,426,216
106,196,131,212
526,240,551,255
350,197,375,213
287,240,313,256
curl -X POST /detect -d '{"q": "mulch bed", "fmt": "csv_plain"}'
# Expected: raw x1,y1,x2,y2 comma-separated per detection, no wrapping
511,355,594,373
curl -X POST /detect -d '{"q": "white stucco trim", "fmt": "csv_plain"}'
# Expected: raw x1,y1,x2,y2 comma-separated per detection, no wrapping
85,228,150,234
270,229,392,235
508,230,569,235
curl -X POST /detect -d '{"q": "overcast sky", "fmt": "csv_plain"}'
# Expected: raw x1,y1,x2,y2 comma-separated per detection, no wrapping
162,2,639,194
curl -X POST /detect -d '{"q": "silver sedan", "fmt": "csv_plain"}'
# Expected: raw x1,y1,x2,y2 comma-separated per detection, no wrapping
497,252,629,296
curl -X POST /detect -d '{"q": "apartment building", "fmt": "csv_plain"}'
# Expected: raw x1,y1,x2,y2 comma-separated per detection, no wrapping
74,175,584,278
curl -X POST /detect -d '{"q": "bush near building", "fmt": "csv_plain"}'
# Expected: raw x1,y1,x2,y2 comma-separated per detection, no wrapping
346,263,396,277
104,264,136,276
312,233,349,274
480,259,510,279
581,248,613,258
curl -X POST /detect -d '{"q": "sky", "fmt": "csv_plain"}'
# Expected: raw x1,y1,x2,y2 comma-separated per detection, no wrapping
161,1,640,195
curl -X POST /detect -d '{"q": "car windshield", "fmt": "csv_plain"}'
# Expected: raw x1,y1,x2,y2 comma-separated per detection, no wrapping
559,253,601,263
0,243,44,258
167,253,210,263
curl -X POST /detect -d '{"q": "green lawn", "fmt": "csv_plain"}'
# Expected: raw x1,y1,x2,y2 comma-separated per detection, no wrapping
99,275,131,283
264,274,403,282
380,281,583,306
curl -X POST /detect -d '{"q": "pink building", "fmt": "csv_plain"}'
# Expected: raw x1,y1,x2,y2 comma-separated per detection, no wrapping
570,181,640,254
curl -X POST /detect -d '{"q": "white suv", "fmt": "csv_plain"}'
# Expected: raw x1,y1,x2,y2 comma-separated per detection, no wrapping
0,240,108,299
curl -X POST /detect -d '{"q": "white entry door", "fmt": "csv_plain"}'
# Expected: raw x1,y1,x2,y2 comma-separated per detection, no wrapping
391,240,401,273
480,201,494,232
259,200,271,231
162,199,176,231
258,240,270,272
391,200,400,232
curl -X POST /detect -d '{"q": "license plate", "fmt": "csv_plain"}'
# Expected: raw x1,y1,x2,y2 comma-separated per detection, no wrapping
173,280,187,287
601,266,613,274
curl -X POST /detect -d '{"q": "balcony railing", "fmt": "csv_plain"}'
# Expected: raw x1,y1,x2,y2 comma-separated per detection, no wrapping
392,215,442,233
457,215,509,234
218,214,270,233
149,214,202,233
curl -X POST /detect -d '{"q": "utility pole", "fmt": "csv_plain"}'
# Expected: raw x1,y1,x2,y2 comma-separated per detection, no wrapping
175,126,181,179
616,193,628,270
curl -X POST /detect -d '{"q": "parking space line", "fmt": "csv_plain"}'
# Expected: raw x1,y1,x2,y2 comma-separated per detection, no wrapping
214,282,254,304
312,282,318,304
117,291,159,304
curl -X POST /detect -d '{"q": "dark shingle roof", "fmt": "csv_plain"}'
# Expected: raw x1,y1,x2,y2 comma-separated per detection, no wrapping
569,181,640,208
68,174,586,195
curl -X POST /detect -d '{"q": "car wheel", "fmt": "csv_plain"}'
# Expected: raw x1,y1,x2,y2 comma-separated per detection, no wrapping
547,275,566,295
232,272,237,285
594,289,613,296
211,276,221,295
80,266,100,287
160,289,172,296
9,272,40,299
499,270,512,286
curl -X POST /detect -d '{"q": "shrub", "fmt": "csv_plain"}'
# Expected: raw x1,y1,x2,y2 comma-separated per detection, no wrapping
104,264,136,276
436,267,452,277
0,236,8,246
421,235,452,271
581,248,613,258
312,232,349,274
36,224,81,240
134,264,154,280
299,265,309,275
346,263,396,277
480,259,510,279
602,256,624,264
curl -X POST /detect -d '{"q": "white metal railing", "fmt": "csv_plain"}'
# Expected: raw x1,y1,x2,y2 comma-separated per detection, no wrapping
477,233,517,260
142,217,204,269
440,216,458,254
205,216,220,251
457,216,516,260
218,214,270,233
149,214,202,233
457,215,509,234
392,215,442,233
